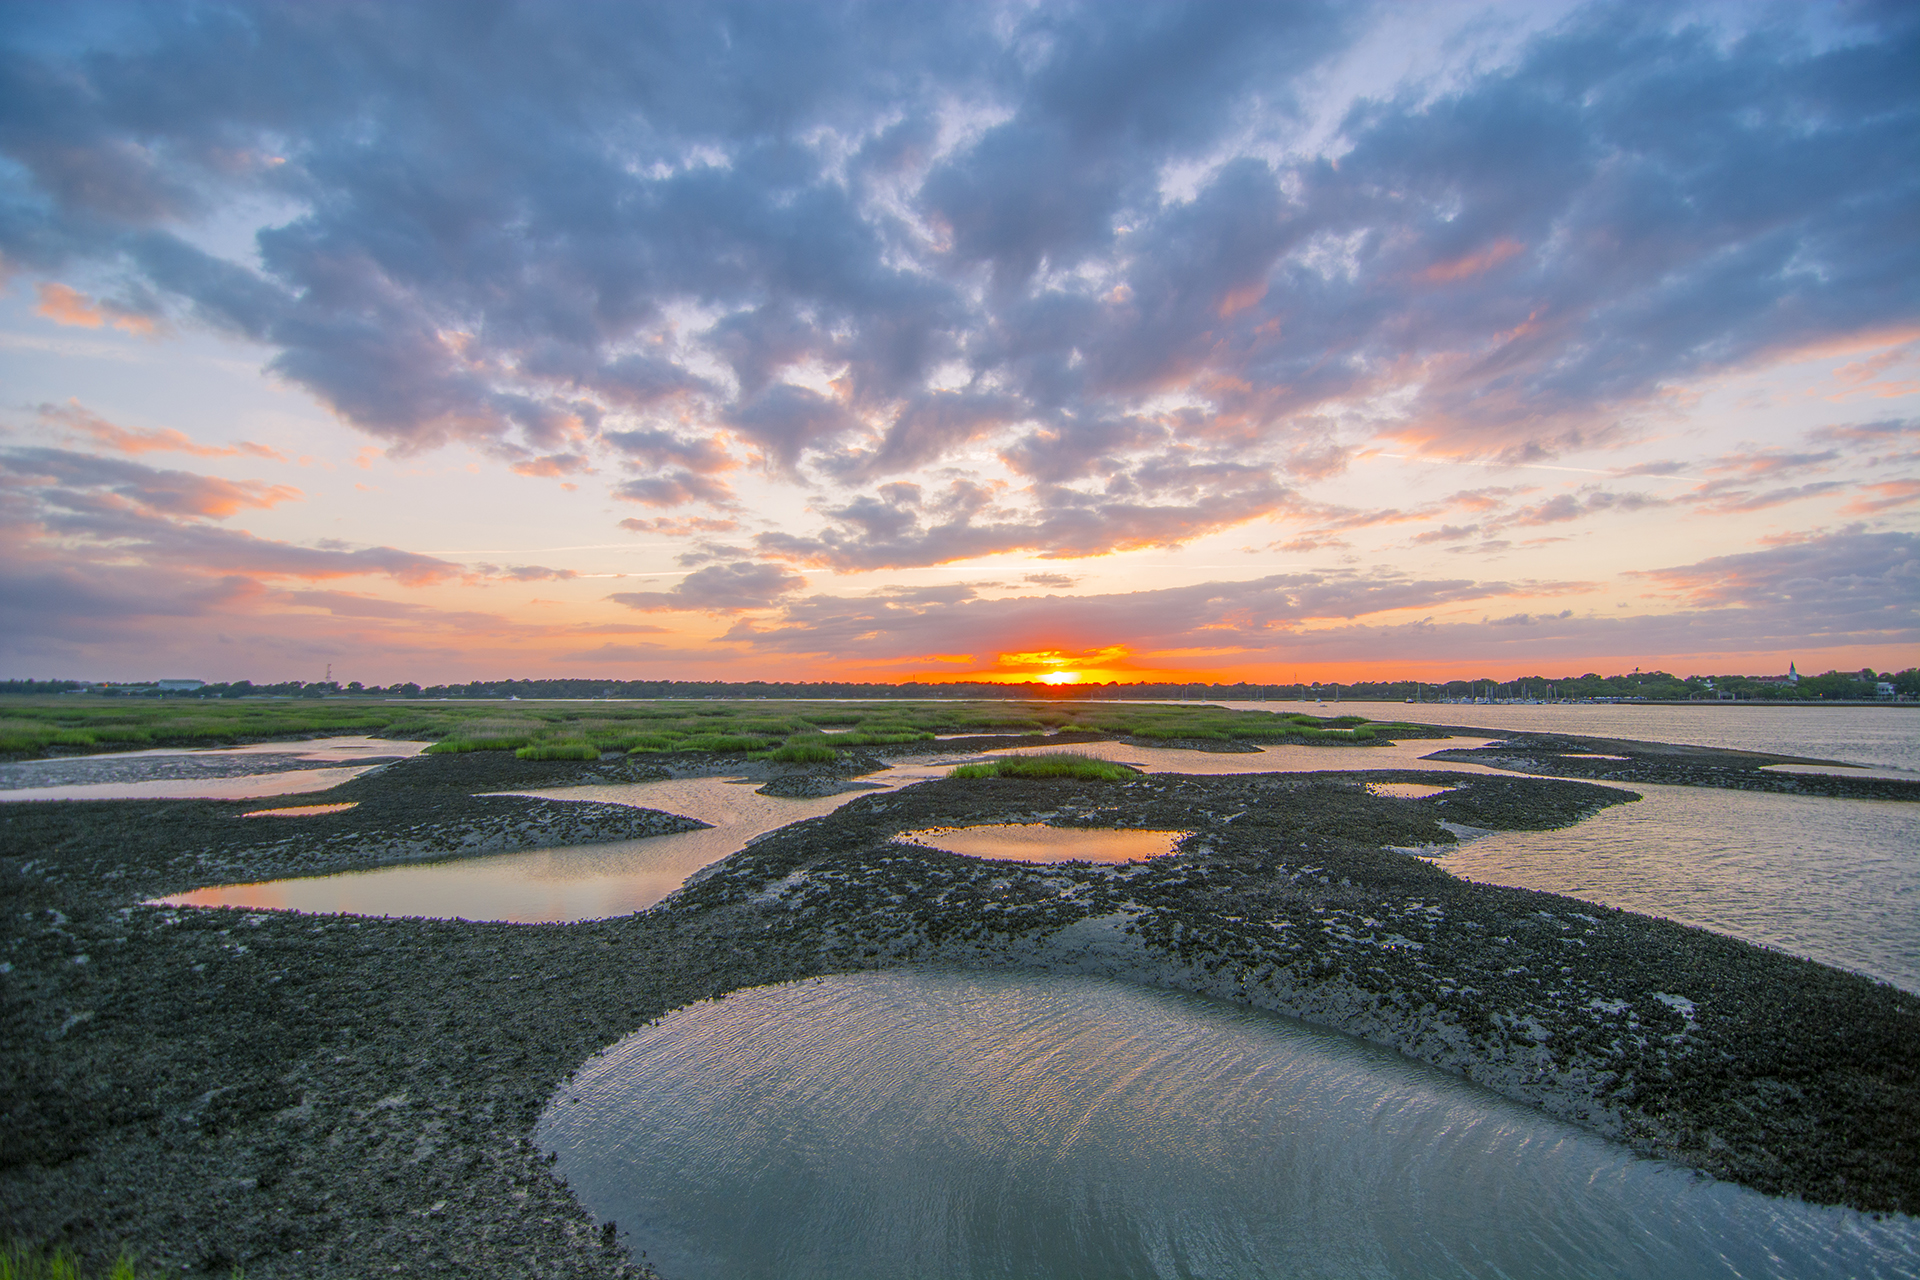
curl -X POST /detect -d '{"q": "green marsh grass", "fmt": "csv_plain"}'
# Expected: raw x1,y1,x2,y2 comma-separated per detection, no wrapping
950,752,1138,781
4,695,1388,762
0,1240,213,1280
768,742,840,763
673,733,772,753
514,742,601,760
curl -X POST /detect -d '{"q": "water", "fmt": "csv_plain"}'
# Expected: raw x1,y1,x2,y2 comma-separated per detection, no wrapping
540,970,1920,1280
155,777,889,923
1211,703,1920,774
897,825,1187,863
1007,733,1920,990
1421,781,1920,991
0,736,425,802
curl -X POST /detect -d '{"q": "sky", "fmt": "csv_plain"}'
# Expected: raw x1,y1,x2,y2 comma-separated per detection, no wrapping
1,0,1915,687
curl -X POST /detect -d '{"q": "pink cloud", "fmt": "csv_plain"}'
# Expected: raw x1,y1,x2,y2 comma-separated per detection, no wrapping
1418,238,1525,284
38,400,278,460
34,282,157,335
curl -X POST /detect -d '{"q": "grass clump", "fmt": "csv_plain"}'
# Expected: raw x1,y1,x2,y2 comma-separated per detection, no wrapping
514,742,601,760
425,736,531,753
674,734,770,753
621,733,686,752
0,1240,203,1279
950,752,1138,781
768,742,839,763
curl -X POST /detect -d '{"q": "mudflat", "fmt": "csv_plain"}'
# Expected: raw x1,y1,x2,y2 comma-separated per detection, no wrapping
3,744,1916,1277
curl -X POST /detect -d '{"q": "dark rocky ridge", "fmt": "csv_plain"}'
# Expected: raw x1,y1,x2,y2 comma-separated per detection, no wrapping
2,748,1916,1277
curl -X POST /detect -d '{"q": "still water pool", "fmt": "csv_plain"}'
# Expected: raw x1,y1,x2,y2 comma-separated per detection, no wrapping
541,970,1920,1280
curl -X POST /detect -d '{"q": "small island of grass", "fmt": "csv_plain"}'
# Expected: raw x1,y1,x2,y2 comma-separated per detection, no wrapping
950,752,1139,781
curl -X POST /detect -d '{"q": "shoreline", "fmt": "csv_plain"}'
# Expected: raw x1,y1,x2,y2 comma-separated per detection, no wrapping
3,746,1917,1275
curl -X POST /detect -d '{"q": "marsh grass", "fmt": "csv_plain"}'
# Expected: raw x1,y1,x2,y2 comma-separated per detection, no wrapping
950,752,1139,781
6,696,1386,761
767,742,839,763
514,742,601,760
0,1241,221,1280
424,736,533,753
673,734,772,753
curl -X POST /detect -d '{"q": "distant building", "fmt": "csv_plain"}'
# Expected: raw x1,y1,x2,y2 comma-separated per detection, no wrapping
155,679,205,692
1787,662,1799,685
1878,682,1896,699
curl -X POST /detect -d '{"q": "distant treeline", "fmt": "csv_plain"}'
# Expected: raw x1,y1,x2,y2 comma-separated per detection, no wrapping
5,668,1915,701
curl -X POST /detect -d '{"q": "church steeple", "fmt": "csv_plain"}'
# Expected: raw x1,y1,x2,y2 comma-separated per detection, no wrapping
1788,662,1799,684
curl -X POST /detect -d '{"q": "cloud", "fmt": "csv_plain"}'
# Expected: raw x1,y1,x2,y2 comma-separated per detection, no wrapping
720,568,1561,660
470,564,579,582
609,560,808,613
613,471,736,508
757,467,1295,570
37,400,279,459
1632,528,1917,632
725,384,862,471
1,447,302,518
603,430,735,474
1507,489,1665,526
0,0,1905,573
509,453,592,479
617,515,741,536
1841,479,1920,515
0,450,466,589
692,528,1911,671
34,282,156,335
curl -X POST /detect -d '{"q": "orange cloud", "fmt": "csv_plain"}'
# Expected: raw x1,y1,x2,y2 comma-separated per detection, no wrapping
35,282,157,335
1841,479,1920,514
511,453,592,478
1825,342,1919,401
1216,280,1268,318
174,476,305,518
1419,238,1524,284
39,400,270,459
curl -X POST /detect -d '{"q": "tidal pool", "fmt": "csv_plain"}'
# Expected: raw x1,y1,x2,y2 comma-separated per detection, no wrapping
0,736,424,802
896,824,1187,863
157,776,885,923
540,970,1920,1280
242,802,360,817
1363,781,1457,799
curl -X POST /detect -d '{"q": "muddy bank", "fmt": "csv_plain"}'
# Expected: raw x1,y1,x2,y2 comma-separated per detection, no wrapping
0,754,409,792
1412,728,1920,800
3,754,1916,1277
1,755,708,897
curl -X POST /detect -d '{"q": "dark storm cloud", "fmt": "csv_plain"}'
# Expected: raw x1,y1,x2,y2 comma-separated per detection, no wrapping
3,1,1914,556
